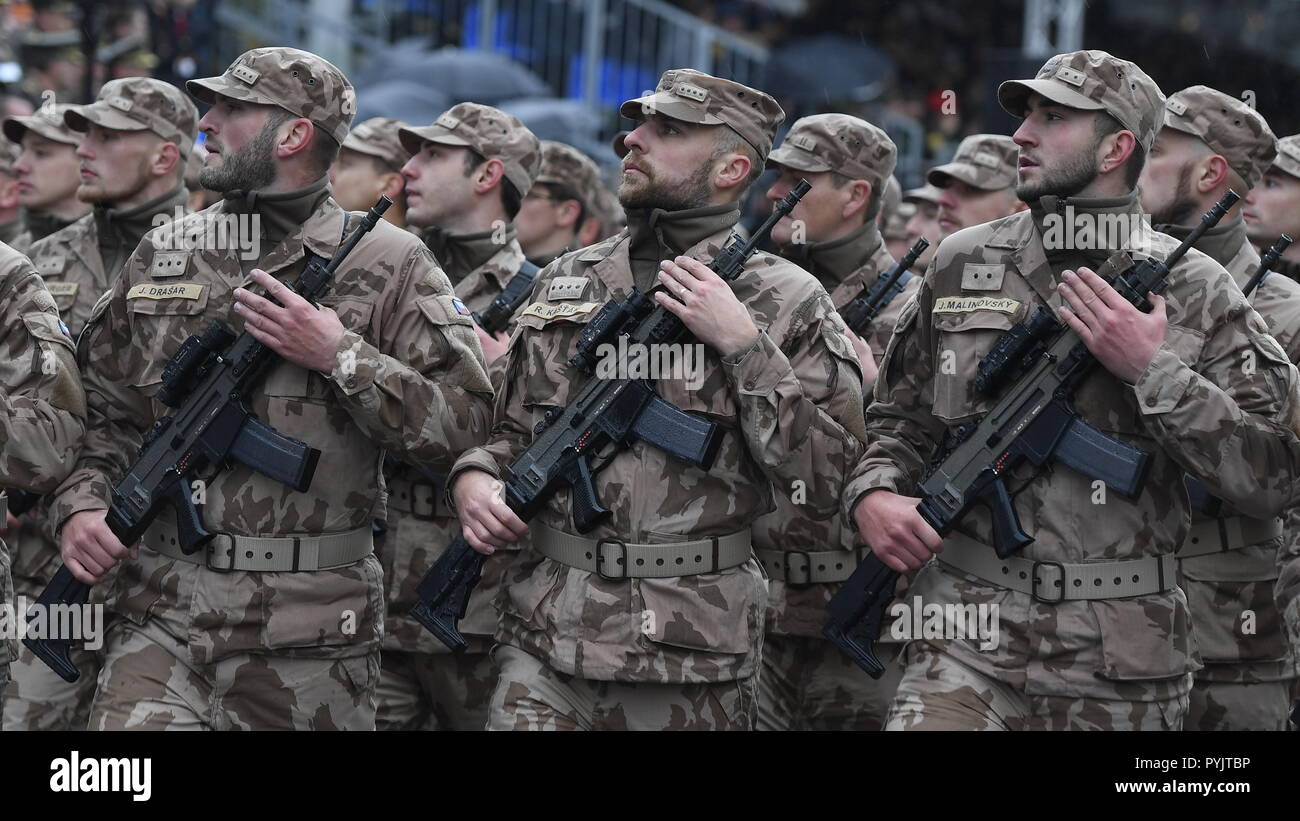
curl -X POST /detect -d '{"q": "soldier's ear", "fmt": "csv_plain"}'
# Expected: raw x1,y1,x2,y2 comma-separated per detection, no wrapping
842,179,872,221
712,151,751,193
275,117,315,162
379,171,405,202
152,140,182,179
0,174,18,209
473,157,506,194
1198,155,1231,193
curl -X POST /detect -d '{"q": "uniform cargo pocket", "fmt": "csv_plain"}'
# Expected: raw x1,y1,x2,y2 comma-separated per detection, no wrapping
1092,595,1196,681
930,309,1017,422
636,563,765,655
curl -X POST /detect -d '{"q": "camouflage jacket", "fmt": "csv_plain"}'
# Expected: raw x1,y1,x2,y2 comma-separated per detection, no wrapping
843,193,1300,701
1161,216,1300,683
0,241,87,684
450,216,867,684
10,186,191,596
47,187,493,666
760,220,914,638
27,185,189,337
379,224,529,655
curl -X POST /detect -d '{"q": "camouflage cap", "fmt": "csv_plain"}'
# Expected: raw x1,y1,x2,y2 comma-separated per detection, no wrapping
1270,135,1300,180
534,140,602,211
767,113,896,188
903,183,942,206
617,68,785,163
187,47,357,145
398,102,542,195
3,101,80,146
65,78,199,157
341,116,410,172
1162,85,1276,190
927,133,1018,190
998,50,1165,152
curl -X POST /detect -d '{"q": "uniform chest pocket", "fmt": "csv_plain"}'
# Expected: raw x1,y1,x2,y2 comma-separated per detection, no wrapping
512,306,600,413
930,309,1018,422
127,283,212,389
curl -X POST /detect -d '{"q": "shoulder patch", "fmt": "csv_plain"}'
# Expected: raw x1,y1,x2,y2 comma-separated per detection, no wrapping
519,300,599,322
547,276,590,301
933,296,1020,314
451,297,471,316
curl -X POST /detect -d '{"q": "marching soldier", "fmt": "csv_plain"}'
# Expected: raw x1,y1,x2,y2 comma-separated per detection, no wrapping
1243,134,1300,283
4,77,198,731
1140,85,1300,731
48,47,493,730
903,183,942,270
4,99,89,246
451,68,866,730
328,116,410,228
930,133,1025,239
756,113,913,729
516,140,604,267
846,50,1300,730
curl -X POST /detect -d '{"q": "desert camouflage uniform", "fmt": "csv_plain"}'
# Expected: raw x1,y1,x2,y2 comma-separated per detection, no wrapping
46,48,494,731
756,113,915,730
454,70,867,730
0,241,87,690
1148,85,1300,731
363,106,539,731
4,78,199,731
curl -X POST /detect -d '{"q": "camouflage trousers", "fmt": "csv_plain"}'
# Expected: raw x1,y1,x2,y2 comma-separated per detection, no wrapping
885,642,1189,730
3,638,102,730
88,617,380,730
375,648,497,730
757,634,906,730
1185,675,1294,731
489,644,756,730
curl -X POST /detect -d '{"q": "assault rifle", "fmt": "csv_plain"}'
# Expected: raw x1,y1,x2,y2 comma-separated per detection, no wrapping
474,259,541,335
825,191,1240,677
23,196,393,683
839,237,928,336
411,181,813,651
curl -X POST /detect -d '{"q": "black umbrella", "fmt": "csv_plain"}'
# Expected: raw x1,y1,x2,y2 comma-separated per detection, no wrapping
764,34,895,103
355,42,551,105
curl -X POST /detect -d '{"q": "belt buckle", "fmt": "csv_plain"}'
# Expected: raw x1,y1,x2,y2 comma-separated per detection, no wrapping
785,549,813,585
410,481,439,521
204,534,236,574
595,538,628,581
1030,560,1065,603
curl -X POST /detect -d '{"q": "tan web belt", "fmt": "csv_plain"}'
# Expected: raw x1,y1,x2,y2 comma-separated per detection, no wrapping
939,531,1177,602
388,475,445,519
146,517,373,573
756,547,867,584
532,521,751,580
1177,515,1283,558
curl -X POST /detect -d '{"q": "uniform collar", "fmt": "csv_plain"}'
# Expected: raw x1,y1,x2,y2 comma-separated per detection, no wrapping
1154,214,1248,272
423,222,518,284
625,202,740,291
780,220,883,293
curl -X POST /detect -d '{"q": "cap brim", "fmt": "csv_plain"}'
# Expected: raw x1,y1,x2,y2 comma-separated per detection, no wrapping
903,185,941,206
397,123,471,156
998,78,1105,120
766,143,832,173
928,162,983,189
618,92,724,126
186,75,279,109
2,115,78,146
64,103,148,134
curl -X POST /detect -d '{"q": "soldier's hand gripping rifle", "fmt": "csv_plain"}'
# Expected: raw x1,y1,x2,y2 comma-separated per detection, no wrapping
411,181,814,651
23,197,393,683
1184,233,1292,516
839,237,929,337
825,191,1240,678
